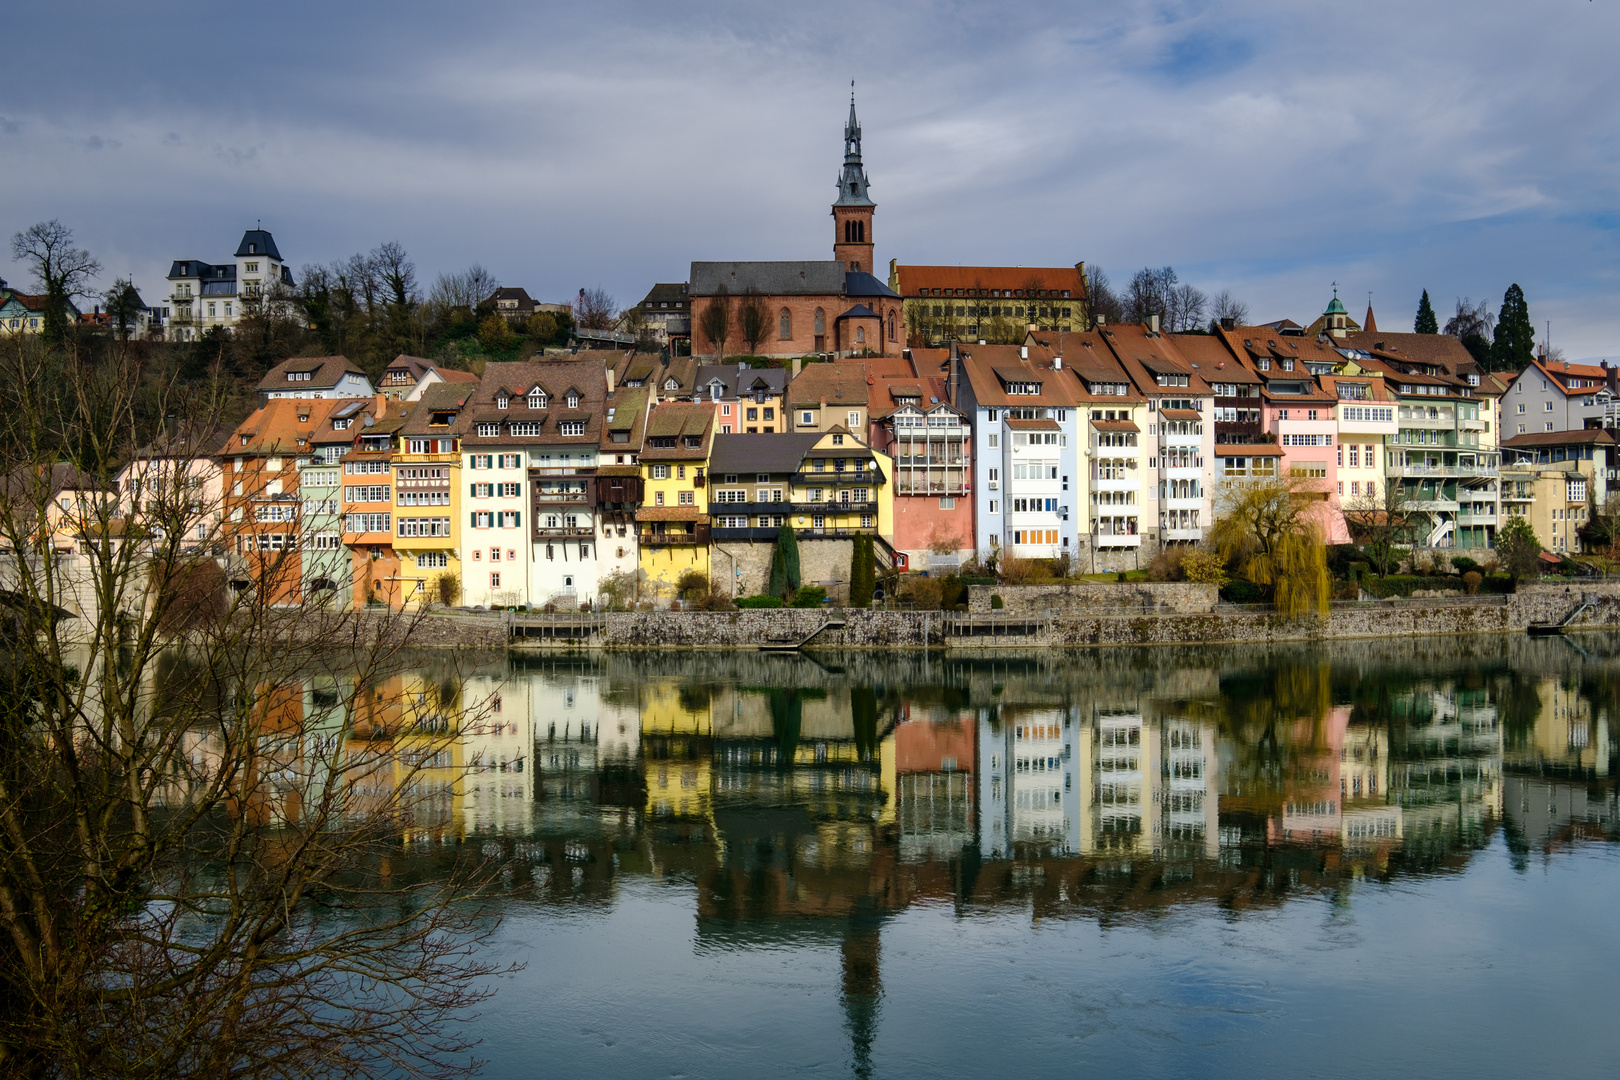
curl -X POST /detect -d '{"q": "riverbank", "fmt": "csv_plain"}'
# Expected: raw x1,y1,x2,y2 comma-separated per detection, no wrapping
466,581,1620,651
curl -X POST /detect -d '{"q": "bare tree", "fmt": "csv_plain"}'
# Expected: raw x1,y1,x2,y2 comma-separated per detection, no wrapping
1341,480,1418,577
575,286,617,331
1167,282,1208,333
464,264,499,311
1444,296,1495,366
10,220,102,343
0,333,504,1077
1209,289,1250,328
737,288,770,355
698,286,733,359
1084,265,1125,326
1124,266,1175,326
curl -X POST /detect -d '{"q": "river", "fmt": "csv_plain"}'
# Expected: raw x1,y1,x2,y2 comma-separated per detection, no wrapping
418,635,1620,1078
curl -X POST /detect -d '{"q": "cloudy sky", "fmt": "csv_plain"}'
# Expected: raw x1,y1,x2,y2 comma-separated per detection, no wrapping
3,1,1617,355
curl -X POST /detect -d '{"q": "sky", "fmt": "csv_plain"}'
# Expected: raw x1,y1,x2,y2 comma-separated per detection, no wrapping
3,0,1618,357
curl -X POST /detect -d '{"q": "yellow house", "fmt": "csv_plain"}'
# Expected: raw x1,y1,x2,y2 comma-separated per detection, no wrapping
636,403,714,605
787,426,894,540
393,383,471,607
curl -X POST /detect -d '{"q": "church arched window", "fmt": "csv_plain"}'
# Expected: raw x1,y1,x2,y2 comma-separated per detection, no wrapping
887,310,896,341
855,326,866,345
779,308,792,339
814,308,825,335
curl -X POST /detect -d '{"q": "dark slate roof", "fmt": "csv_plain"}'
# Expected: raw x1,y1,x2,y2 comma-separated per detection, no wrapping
234,230,283,260
843,271,900,299
837,304,878,321
639,282,689,307
694,364,788,397
691,261,847,296
169,260,235,281
708,433,820,476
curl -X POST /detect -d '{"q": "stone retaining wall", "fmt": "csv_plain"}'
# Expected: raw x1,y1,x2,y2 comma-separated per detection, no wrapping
414,581,1620,650
967,582,1218,615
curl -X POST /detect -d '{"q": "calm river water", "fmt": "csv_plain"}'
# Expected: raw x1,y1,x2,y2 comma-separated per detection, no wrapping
427,636,1620,1079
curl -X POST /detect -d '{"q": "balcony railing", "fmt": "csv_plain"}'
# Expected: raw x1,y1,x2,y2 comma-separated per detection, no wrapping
1387,463,1496,478
533,526,595,538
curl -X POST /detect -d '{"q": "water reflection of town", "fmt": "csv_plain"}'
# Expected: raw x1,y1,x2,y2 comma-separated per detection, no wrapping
325,638,1609,918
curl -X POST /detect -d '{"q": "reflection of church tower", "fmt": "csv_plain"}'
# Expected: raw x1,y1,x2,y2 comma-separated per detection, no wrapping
840,907,883,1080
832,91,876,274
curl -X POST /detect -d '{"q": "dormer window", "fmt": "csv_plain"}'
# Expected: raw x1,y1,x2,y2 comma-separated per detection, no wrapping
1004,381,1041,395
664,379,679,391
529,391,545,409
496,395,509,410
566,392,579,409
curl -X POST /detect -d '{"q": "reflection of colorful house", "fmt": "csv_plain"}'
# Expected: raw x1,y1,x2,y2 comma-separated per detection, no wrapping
461,674,533,834
893,705,976,862
982,707,1084,859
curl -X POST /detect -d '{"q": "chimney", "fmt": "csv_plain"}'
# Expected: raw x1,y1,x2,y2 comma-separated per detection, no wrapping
793,356,802,379
373,393,386,420
1147,314,1160,334
1606,360,1617,396
1096,314,1106,326
1220,316,1236,331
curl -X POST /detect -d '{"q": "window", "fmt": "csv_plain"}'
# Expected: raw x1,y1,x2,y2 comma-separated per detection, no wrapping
855,327,865,344
499,454,522,469
559,421,585,436
814,308,825,336
654,491,665,506
397,516,451,537
499,481,521,497
490,572,501,588
847,411,860,429
509,423,542,436
652,464,670,479
801,411,814,425
476,423,499,437
566,393,579,409
678,491,694,505
529,391,546,409
497,395,510,410
472,455,492,469
779,308,792,339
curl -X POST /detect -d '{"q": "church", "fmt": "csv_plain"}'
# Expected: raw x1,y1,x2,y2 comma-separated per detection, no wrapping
687,97,904,359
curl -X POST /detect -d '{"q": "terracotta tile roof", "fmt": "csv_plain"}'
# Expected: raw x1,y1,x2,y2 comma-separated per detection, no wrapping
1339,331,1477,374
1213,443,1283,457
889,264,1087,301
1159,408,1201,420
1501,428,1618,449
1089,419,1140,433
955,344,1080,408
227,399,343,456
1005,417,1062,431
787,362,871,407
1095,324,1213,396
463,359,608,445
635,507,709,523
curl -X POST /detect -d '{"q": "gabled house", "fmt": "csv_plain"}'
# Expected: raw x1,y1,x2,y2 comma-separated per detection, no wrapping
696,363,787,433
257,356,375,403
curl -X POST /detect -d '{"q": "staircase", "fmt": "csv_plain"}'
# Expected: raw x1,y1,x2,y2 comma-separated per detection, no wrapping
1426,518,1454,549
759,615,847,651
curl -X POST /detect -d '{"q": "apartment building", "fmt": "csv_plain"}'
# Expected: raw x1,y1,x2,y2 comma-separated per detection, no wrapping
394,383,469,607
957,343,1082,563
340,401,409,608
887,260,1088,347
459,359,607,609
1500,429,1618,554
256,355,375,404
786,362,871,434
595,386,651,587
637,403,715,602
1506,356,1620,436
222,399,338,606
867,348,972,569
697,363,787,434
1064,332,1149,570
1098,321,1216,548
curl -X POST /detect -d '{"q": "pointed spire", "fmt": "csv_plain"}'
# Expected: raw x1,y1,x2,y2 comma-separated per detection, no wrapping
1363,299,1378,335
835,86,873,207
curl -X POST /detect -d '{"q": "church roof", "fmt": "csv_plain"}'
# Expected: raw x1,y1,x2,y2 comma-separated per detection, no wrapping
836,304,879,321
844,271,899,299
690,261,847,296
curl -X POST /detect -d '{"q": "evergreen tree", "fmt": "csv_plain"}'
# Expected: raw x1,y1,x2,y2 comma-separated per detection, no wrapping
768,523,801,599
849,535,875,608
1414,290,1439,334
1492,284,1535,372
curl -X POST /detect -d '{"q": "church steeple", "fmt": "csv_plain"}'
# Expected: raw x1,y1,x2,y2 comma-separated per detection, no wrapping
833,85,876,273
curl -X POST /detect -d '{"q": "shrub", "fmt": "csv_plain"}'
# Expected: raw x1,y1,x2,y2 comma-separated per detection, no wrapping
1331,579,1361,601
432,570,461,607
1148,546,1186,582
1179,550,1228,586
675,569,709,601
736,595,785,608
1000,556,1040,585
1220,580,1266,604
579,602,592,612
1463,571,1483,595
790,585,828,608
1451,555,1481,576
990,593,1004,609
900,576,944,610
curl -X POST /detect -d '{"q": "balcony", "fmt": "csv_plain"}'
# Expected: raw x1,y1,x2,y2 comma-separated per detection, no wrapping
1455,512,1497,526
896,482,969,496
711,526,781,542
1162,527,1204,541
531,466,597,477
1387,463,1496,478
1092,531,1142,549
791,470,886,486
639,525,710,547
533,526,595,538
1093,476,1138,493
1163,496,1203,511
531,489,593,503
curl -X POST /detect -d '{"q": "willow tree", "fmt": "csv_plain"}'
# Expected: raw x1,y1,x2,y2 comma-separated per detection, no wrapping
1211,475,1329,616
0,333,500,1079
